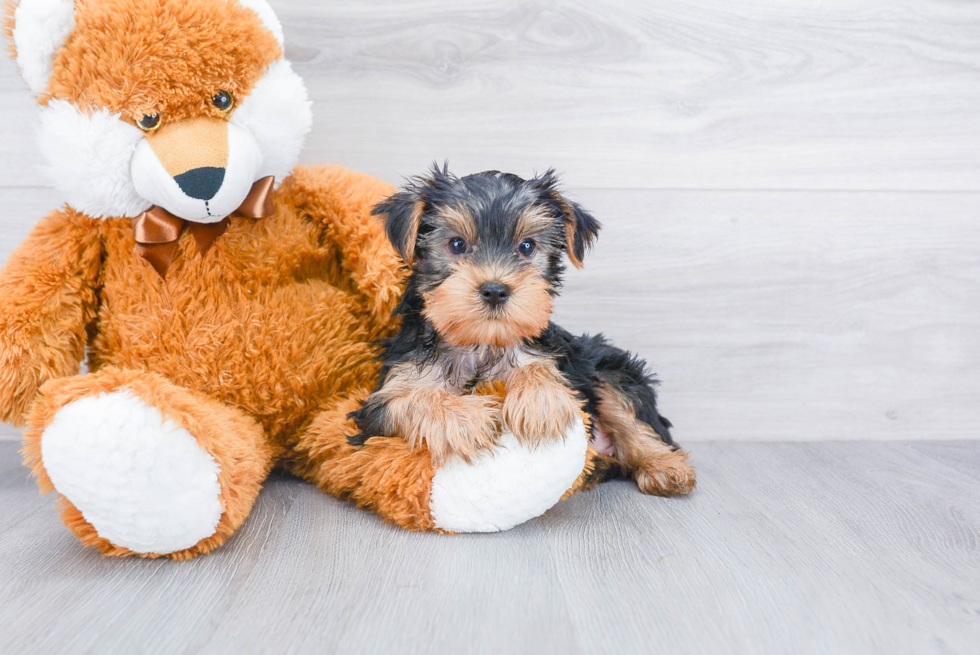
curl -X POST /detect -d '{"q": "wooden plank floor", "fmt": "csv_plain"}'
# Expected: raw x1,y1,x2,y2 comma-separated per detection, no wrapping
1,440,977,655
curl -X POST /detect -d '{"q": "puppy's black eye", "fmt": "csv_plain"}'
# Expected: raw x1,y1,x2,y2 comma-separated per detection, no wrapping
212,91,234,113
137,113,161,132
449,237,468,254
518,238,536,258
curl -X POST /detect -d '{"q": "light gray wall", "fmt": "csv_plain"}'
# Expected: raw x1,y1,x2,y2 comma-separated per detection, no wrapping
1,0,977,442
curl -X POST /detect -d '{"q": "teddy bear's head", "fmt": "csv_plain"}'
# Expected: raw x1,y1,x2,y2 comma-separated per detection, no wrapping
4,0,312,222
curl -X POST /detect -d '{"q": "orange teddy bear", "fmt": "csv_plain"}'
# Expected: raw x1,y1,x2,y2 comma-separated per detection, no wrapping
0,0,606,559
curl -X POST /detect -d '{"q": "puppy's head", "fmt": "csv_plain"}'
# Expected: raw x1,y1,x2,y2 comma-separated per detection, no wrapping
374,165,601,347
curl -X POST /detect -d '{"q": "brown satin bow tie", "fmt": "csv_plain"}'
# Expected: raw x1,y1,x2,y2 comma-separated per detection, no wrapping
133,175,276,278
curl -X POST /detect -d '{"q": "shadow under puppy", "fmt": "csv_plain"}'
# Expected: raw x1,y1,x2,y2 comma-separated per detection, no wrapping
350,166,695,496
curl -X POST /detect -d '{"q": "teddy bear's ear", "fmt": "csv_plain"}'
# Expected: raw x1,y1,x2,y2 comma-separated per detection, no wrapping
234,0,284,46
6,0,77,96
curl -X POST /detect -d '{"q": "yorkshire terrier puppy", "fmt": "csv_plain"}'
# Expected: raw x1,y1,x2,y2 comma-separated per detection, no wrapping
349,165,695,496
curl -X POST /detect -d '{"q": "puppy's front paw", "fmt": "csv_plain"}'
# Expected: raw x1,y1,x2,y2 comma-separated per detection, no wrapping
502,365,582,447
635,448,696,496
400,388,502,465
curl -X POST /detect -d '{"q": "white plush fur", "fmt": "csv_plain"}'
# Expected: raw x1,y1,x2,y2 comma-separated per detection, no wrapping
40,391,224,555
37,100,151,218
131,121,263,223
233,0,283,45
429,419,589,533
35,58,309,220
12,0,75,95
231,59,312,186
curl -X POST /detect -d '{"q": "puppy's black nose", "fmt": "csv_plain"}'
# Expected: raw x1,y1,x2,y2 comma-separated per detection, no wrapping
174,166,226,201
479,282,510,307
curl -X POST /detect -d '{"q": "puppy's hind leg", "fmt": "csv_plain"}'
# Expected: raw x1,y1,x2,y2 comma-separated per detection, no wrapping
594,377,696,497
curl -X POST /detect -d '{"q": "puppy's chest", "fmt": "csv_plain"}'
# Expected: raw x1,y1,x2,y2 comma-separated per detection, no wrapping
438,345,537,392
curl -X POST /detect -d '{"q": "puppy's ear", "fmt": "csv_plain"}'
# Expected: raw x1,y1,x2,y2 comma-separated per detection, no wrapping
373,191,424,266
531,169,602,268
375,163,458,265
558,198,601,268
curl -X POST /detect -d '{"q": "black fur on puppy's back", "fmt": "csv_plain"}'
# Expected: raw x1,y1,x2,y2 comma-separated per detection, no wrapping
530,323,674,446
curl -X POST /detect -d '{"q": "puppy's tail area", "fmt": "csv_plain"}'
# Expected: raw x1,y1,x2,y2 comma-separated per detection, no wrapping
571,333,675,446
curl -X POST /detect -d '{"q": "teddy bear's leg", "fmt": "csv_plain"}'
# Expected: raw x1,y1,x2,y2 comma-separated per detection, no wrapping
23,367,272,559
290,395,439,531
291,392,592,533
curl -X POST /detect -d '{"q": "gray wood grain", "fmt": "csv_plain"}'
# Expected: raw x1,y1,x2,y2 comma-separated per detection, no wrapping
1,1,979,191
553,188,980,442
283,0,980,191
289,0,980,191
1,440,978,655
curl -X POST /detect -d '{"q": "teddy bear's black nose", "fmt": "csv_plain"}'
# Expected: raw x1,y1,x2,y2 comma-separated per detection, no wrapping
479,282,511,308
174,167,226,201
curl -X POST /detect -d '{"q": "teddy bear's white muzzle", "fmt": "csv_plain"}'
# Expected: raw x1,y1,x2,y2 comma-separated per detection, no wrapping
131,120,263,224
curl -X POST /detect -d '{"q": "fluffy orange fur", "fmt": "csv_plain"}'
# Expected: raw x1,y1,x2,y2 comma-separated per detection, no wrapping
290,396,439,532
82,165,404,443
0,209,101,425
44,0,279,123
23,367,272,559
1,163,415,555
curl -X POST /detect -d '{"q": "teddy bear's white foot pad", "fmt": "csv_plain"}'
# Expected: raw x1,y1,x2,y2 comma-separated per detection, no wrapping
429,418,588,533
40,390,223,554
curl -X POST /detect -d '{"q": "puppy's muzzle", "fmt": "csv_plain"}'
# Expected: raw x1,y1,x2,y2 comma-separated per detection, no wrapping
479,281,511,308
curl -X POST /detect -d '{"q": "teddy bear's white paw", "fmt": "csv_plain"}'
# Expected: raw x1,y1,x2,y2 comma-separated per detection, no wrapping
40,390,223,554
429,417,588,533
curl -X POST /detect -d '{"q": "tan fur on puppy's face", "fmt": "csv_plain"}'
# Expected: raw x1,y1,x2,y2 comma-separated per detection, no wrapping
44,0,280,123
422,260,554,348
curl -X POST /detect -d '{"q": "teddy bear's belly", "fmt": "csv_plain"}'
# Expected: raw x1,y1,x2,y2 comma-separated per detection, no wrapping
90,278,382,441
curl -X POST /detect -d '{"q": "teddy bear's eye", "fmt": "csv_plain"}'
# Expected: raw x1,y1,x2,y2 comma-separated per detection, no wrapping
212,91,234,113
137,113,161,132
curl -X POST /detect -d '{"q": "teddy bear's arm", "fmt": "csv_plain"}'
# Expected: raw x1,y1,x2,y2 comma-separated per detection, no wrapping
0,208,103,425
284,165,407,323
